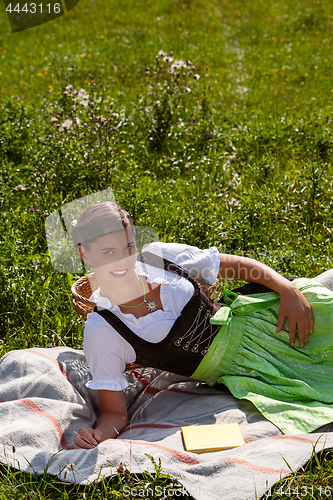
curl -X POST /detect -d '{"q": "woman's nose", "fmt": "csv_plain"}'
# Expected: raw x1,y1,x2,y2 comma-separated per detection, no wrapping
115,255,129,267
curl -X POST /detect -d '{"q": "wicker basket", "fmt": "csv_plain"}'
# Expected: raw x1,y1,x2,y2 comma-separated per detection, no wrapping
71,273,99,321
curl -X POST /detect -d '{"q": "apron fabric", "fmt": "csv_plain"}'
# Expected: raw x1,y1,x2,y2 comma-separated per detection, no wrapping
192,278,333,434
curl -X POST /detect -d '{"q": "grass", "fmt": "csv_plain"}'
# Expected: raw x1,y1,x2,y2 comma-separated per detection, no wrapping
0,453,191,499
1,0,333,497
263,445,333,499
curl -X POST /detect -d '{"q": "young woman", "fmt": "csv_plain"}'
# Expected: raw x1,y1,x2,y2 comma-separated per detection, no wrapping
70,201,333,449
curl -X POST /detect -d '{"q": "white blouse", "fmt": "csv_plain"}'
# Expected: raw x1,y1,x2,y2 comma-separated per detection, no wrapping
83,241,220,391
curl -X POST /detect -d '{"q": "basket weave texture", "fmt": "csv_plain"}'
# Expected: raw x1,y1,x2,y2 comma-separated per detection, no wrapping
71,274,99,321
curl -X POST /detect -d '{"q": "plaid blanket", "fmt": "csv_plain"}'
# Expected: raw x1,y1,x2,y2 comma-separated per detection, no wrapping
1,346,333,500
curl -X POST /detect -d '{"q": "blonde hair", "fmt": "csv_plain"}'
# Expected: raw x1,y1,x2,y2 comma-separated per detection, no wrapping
71,201,134,250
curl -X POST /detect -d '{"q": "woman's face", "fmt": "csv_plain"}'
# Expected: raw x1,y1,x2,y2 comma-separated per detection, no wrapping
80,226,137,283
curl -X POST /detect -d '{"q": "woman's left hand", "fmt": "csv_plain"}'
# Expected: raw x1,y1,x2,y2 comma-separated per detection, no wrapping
276,284,314,348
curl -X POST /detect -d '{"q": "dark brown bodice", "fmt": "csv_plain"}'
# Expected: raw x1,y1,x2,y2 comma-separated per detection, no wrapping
94,251,223,377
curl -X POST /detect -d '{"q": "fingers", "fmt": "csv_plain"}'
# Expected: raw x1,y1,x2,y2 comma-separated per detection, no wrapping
275,317,284,334
70,442,81,450
288,320,296,348
277,312,298,347
277,291,314,348
297,321,305,348
73,427,99,450
296,304,315,348
94,431,102,443
289,318,310,348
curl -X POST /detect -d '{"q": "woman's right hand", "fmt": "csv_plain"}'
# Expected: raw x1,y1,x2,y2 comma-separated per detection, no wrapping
70,427,102,450
70,390,128,450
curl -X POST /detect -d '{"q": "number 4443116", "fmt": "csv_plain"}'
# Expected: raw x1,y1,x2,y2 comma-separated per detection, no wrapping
264,485,332,497
6,3,61,13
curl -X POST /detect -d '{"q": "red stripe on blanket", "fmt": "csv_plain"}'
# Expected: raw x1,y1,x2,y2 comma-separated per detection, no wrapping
218,457,290,474
270,435,333,445
28,350,75,388
0,398,4,403
143,386,160,395
19,398,70,449
121,439,200,465
130,370,149,387
122,423,179,433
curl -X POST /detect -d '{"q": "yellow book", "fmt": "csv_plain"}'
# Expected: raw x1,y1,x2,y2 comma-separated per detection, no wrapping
181,422,245,454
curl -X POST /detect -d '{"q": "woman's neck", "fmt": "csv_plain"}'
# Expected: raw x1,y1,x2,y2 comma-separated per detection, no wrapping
99,272,146,307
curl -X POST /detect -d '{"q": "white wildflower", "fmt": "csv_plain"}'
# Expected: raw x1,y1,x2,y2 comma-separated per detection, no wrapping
51,117,58,123
61,119,73,130
66,84,73,92
171,60,186,70
59,117,81,132
184,87,191,93
158,50,166,56
78,88,89,100
168,59,186,75
193,74,200,80
77,88,90,107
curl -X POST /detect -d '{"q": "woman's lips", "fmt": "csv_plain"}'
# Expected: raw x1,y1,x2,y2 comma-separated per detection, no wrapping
110,269,128,278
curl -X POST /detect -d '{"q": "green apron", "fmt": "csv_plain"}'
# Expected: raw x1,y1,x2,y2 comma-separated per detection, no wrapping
191,278,333,434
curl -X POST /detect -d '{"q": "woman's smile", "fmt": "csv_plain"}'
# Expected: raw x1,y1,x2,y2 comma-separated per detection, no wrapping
110,269,128,277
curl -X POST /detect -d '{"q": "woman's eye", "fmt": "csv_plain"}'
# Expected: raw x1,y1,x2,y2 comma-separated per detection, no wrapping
102,245,135,255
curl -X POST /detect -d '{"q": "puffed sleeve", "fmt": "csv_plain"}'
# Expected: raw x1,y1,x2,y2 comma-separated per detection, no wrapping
142,241,220,286
83,312,136,391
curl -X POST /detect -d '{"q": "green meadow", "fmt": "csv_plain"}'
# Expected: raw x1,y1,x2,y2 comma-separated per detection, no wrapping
1,0,333,497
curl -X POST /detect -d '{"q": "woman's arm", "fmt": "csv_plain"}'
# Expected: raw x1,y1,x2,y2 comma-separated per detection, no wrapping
218,253,314,348
71,390,128,449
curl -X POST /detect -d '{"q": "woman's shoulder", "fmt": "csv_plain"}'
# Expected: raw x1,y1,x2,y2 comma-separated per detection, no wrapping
142,241,201,253
141,241,220,286
141,241,218,262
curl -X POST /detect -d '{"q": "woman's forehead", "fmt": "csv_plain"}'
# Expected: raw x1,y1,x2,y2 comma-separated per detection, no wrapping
94,228,135,247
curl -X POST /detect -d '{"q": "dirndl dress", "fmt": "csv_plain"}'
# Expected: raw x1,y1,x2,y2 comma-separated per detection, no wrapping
192,277,333,434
